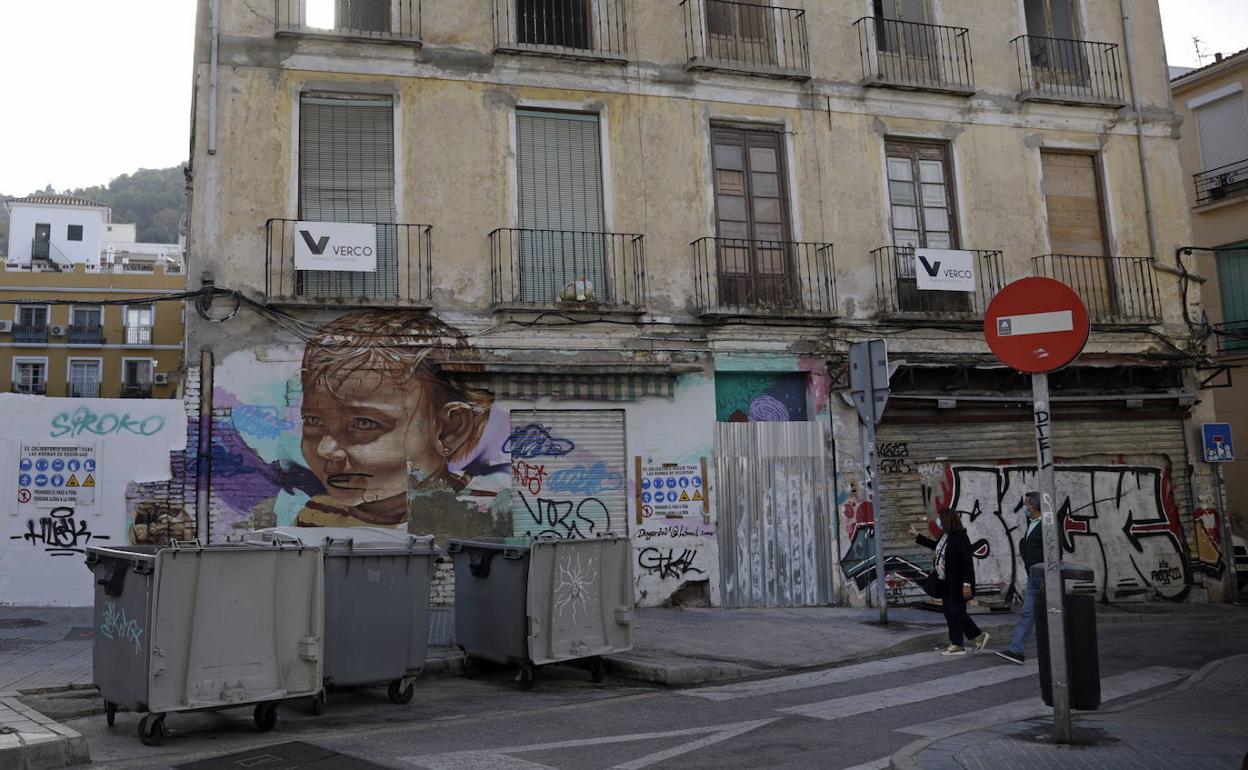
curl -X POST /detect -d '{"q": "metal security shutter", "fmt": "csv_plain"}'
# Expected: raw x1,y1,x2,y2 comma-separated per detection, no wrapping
1196,94,1248,171
299,94,397,299
510,409,627,540
515,110,606,303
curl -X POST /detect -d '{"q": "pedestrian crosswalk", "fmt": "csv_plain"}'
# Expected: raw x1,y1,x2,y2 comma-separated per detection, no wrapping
680,650,951,702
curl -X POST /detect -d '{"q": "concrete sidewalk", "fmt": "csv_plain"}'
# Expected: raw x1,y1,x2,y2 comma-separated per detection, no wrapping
891,652,1248,770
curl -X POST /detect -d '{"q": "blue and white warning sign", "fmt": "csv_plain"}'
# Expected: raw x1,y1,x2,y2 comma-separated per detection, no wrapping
1202,423,1234,463
18,443,97,509
638,462,707,520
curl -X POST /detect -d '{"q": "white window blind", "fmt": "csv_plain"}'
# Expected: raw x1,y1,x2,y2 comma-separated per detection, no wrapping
1196,94,1248,172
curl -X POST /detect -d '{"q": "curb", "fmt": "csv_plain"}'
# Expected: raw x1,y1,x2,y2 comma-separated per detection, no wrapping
0,695,89,770
887,651,1248,770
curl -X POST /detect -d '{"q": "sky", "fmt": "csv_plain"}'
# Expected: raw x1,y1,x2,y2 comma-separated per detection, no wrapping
0,0,1246,196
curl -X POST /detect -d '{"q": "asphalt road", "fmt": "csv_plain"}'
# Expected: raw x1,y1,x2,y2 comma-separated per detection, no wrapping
73,616,1248,770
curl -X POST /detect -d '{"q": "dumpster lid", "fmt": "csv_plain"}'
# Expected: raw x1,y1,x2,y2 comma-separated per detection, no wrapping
447,537,533,555
249,527,436,554
1030,562,1096,582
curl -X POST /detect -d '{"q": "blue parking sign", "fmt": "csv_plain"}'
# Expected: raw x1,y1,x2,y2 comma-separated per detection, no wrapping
1202,423,1234,463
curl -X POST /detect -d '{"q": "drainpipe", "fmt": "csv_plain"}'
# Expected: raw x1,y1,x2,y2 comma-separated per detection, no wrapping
208,0,220,155
1120,0,1158,262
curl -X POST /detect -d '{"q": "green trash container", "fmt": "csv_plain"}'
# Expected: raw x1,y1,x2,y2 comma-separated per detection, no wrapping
1033,562,1101,710
85,542,324,746
249,528,437,711
448,536,634,689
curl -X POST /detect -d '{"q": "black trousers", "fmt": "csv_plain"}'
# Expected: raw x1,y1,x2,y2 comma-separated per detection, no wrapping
942,585,982,646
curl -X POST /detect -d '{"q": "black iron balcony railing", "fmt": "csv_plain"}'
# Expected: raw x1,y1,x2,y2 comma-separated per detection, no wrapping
122,384,154,399
854,17,974,95
275,0,421,43
13,324,48,344
1195,158,1248,206
67,324,105,345
490,228,646,310
494,0,628,61
67,382,101,398
682,0,810,79
692,237,836,317
1216,320,1248,353
1012,35,1125,107
11,382,46,396
873,247,1004,321
1032,254,1161,325
265,219,433,305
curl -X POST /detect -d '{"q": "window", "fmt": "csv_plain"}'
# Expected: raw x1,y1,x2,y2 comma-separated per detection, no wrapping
712,125,793,306
13,360,47,395
1217,243,1248,350
1024,0,1078,40
68,360,101,398
517,0,590,49
873,0,931,57
885,139,964,312
306,0,390,33
67,224,84,242
515,109,606,303
71,306,102,328
125,306,154,345
706,0,776,66
1041,150,1114,311
123,359,154,396
1195,93,1248,173
298,94,396,299
17,305,48,330
1024,0,1085,79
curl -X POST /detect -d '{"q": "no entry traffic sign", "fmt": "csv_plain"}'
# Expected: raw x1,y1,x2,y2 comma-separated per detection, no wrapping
985,277,1089,373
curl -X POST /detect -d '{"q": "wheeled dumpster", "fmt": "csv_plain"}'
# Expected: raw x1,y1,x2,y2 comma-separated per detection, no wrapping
248,528,437,711
448,535,633,688
86,542,324,746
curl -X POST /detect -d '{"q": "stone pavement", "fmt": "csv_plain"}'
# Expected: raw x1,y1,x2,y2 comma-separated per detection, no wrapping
0,692,88,770
892,652,1248,770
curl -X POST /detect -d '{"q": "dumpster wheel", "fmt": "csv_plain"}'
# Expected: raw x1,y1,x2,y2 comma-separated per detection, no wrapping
462,655,478,679
104,701,117,727
387,679,416,705
138,714,166,747
518,664,536,691
310,691,327,716
589,657,606,684
254,702,278,732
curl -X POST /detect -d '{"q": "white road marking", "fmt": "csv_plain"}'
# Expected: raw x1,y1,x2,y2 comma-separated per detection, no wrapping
894,665,1193,738
779,663,1039,721
838,758,891,770
400,718,779,770
682,650,952,702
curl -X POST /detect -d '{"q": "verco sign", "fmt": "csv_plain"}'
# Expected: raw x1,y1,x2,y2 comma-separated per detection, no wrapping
915,248,976,293
293,221,378,272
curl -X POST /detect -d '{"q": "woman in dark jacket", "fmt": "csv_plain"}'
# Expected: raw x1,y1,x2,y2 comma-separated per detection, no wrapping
912,509,989,656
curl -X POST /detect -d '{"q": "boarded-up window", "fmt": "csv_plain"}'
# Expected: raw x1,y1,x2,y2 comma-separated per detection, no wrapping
298,94,397,299
712,125,792,306
509,410,627,540
1041,151,1106,257
1195,94,1248,172
707,0,776,64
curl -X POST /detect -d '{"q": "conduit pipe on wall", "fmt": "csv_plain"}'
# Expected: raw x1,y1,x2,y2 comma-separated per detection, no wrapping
1120,0,1158,262
209,0,220,154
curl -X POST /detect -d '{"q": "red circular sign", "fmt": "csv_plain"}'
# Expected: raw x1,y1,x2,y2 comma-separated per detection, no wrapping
985,277,1089,373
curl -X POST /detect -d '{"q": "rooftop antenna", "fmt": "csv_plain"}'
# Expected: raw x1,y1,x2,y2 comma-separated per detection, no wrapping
1193,36,1209,65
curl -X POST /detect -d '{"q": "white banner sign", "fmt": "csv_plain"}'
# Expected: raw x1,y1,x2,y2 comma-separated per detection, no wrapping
293,221,378,272
915,248,976,293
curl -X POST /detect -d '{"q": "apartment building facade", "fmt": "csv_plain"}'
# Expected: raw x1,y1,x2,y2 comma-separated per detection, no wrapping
1,195,185,399
1172,48,1248,574
180,0,1230,607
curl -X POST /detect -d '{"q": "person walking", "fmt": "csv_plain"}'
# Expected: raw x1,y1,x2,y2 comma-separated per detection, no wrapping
911,509,989,656
996,491,1045,665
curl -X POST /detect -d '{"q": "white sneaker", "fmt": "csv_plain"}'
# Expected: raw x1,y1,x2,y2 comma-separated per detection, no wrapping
972,632,990,653
940,644,967,657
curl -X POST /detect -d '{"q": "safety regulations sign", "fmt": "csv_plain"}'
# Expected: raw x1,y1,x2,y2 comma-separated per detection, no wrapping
637,460,708,521
18,443,97,509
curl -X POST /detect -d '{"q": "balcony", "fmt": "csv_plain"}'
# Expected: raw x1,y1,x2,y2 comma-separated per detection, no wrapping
11,382,46,396
1216,320,1248,353
490,229,646,311
1031,255,1161,325
493,0,628,62
275,0,421,44
873,247,1004,322
1011,36,1125,107
122,384,153,399
124,326,153,346
1194,158,1248,207
67,325,105,345
853,17,974,96
692,237,836,318
682,0,810,80
67,382,101,398
13,325,48,344
265,219,433,307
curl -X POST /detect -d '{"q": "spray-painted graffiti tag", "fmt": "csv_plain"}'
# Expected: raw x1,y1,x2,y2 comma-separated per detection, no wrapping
638,547,705,580
99,600,144,655
546,462,625,496
503,424,576,459
9,507,108,556
50,408,166,438
515,492,610,540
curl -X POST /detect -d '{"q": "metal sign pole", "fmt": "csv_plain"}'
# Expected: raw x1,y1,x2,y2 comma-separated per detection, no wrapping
862,416,887,623
1032,372,1072,743
1213,463,1239,604
849,340,891,623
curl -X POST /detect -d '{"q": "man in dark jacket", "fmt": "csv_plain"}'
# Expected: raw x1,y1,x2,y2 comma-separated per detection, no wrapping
997,491,1044,664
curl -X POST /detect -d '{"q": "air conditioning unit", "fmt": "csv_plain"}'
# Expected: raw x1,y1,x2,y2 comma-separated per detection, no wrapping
153,373,170,385
0,320,11,333
50,325,66,337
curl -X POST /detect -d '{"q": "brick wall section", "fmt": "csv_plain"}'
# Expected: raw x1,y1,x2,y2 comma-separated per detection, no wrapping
431,555,455,607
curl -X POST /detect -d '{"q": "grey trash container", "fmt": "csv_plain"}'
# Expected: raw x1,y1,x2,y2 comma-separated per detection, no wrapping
448,536,633,689
249,528,437,711
1033,562,1101,710
85,542,324,746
